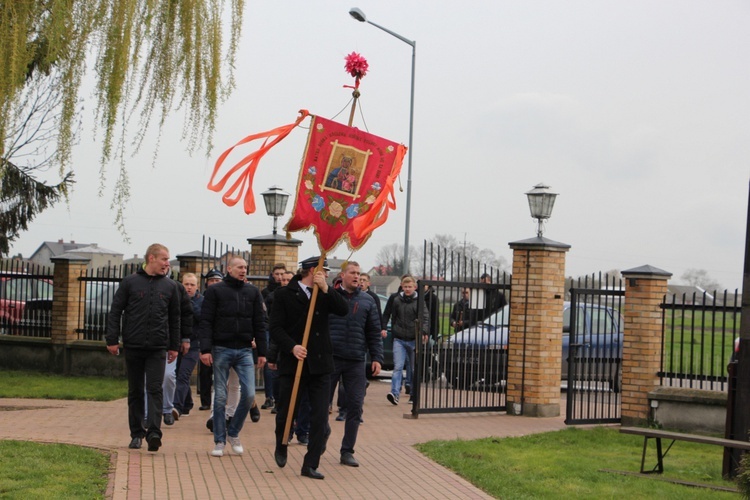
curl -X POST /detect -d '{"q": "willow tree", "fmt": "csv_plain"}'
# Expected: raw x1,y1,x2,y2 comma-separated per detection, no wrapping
0,0,244,248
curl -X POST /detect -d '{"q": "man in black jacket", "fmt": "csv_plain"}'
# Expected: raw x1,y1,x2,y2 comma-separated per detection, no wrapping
270,256,348,480
106,243,181,452
328,261,382,467
199,256,266,458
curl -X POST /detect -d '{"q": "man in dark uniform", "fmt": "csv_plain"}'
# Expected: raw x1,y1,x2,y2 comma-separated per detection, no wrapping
269,256,348,480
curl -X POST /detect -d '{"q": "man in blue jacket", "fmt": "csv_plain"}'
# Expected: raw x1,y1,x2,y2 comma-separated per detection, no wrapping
328,261,383,467
106,243,181,452
198,256,266,458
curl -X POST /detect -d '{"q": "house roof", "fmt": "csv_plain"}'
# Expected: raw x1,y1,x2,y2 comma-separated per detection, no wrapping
30,240,93,260
69,245,122,256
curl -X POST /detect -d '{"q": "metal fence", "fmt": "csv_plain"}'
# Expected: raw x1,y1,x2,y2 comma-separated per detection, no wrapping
199,235,274,288
660,289,740,391
411,241,511,416
77,235,274,342
0,259,54,338
76,263,141,341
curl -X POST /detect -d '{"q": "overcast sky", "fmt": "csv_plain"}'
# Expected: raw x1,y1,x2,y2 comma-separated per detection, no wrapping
10,1,750,290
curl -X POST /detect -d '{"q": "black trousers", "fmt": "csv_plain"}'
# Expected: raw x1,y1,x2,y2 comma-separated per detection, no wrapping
125,348,166,439
198,362,213,407
329,357,367,455
275,370,331,469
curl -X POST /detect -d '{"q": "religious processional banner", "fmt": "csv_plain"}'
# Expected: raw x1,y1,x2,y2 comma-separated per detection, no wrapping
285,115,406,253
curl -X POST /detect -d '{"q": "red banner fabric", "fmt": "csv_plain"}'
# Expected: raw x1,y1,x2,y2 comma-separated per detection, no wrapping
285,115,406,253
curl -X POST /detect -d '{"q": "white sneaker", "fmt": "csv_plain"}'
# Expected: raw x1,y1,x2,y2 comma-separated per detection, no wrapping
228,436,244,455
212,442,225,457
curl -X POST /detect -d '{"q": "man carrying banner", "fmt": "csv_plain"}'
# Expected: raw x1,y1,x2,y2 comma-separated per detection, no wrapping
269,256,348,480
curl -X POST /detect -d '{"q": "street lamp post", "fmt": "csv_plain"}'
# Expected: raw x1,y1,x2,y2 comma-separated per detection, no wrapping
349,7,415,274
261,185,290,235
525,183,559,238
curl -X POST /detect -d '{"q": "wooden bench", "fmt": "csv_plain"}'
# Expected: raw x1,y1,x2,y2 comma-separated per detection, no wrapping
620,426,750,474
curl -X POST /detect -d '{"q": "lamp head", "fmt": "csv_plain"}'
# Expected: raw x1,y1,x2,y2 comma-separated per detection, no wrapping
261,185,290,218
349,7,366,22
525,183,558,237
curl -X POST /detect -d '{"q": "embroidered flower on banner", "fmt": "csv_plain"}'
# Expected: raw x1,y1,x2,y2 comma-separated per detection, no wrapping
302,166,382,226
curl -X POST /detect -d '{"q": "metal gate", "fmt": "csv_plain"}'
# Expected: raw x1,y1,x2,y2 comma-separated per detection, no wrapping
564,279,624,425
408,239,512,416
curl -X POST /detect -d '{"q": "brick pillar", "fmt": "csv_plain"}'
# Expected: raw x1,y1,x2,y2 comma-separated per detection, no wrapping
177,254,204,277
506,237,570,417
50,255,90,344
246,234,302,276
620,265,671,426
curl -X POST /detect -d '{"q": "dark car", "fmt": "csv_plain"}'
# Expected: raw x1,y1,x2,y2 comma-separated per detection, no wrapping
0,275,53,335
442,302,623,391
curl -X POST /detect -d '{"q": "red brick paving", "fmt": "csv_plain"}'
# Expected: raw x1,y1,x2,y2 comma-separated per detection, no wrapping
0,379,568,499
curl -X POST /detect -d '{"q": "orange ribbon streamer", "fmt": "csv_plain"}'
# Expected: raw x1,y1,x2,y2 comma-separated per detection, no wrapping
351,144,407,241
208,110,310,214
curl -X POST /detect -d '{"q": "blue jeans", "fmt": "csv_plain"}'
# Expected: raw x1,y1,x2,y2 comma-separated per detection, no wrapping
162,359,177,413
391,338,415,397
212,346,256,444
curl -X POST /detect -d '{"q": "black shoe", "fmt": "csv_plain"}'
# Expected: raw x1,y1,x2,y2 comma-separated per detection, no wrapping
297,434,309,445
274,445,287,468
250,405,261,423
340,452,359,467
206,417,213,432
335,411,346,422
405,384,411,395
163,413,175,426
261,398,274,409
270,404,277,414
147,434,161,452
199,405,211,411
128,437,142,449
301,466,325,480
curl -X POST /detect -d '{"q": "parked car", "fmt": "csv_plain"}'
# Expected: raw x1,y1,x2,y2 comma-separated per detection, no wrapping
0,274,53,335
441,302,624,391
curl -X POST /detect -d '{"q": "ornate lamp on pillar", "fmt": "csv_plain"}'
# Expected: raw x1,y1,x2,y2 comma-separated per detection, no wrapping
249,185,300,280
261,185,290,235
525,183,558,238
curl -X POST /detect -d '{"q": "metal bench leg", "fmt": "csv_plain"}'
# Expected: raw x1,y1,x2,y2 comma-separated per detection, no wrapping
655,437,664,474
641,436,665,474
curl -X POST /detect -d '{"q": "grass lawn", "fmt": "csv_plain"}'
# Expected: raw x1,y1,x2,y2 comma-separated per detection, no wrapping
0,440,110,498
417,427,737,499
0,369,127,401
0,370,119,498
